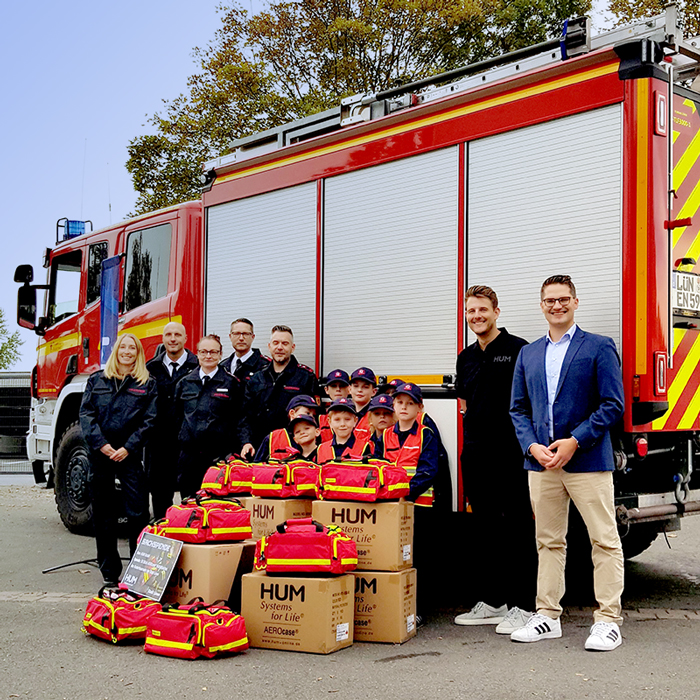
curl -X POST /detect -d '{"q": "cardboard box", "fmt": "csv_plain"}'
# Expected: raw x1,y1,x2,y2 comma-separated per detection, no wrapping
312,500,414,571
162,540,256,609
352,569,417,643
241,571,354,654
247,497,313,539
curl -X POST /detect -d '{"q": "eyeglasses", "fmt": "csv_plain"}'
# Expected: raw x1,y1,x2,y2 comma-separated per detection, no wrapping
230,332,252,337
198,350,221,357
542,296,572,308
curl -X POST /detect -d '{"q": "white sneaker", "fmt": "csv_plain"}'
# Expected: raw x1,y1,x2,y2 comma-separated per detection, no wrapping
510,613,562,642
454,602,508,625
585,621,622,651
495,607,533,635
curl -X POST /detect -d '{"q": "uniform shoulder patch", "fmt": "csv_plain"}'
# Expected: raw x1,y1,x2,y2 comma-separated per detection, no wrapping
298,363,315,373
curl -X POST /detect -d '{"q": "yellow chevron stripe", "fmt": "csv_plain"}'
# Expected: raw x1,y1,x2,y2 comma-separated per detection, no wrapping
684,99,697,114
673,127,700,194
636,80,649,375
674,129,681,144
678,378,700,429
217,61,619,186
653,329,700,429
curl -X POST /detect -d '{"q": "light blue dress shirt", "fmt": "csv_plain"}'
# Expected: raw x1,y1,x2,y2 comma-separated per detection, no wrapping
544,323,578,441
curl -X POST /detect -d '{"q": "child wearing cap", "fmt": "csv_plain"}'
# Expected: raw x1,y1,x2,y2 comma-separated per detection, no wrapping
289,414,320,461
366,394,396,456
254,395,320,462
316,398,368,464
320,369,350,442
349,367,378,443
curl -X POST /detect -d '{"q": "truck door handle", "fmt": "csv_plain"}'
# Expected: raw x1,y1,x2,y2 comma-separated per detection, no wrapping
82,337,89,358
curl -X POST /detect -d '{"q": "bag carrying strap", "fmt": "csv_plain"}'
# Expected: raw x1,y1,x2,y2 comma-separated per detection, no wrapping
276,517,325,534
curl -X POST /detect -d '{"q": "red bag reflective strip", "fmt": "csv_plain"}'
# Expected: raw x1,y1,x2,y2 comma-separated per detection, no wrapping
383,426,434,506
251,461,319,498
145,603,248,659
254,517,357,574
83,589,162,644
319,461,410,501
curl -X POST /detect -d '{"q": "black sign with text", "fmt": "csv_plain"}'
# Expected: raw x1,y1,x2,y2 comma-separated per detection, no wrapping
121,534,182,601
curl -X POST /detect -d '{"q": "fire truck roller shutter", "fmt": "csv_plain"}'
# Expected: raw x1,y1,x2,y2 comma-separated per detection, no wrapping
205,182,318,367
323,146,459,377
467,104,623,348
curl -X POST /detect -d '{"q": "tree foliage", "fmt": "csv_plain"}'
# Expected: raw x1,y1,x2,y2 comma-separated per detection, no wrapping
0,308,23,370
608,0,700,36
127,0,590,214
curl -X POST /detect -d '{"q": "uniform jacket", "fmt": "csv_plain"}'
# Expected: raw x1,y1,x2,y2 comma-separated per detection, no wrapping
243,355,320,447
510,328,624,473
175,367,250,456
146,349,199,441
220,348,270,381
79,371,158,454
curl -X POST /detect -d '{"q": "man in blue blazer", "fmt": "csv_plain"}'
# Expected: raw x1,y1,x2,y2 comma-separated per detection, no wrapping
510,274,625,651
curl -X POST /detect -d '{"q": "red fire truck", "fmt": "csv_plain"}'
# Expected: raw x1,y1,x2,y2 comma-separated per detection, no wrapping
14,7,700,557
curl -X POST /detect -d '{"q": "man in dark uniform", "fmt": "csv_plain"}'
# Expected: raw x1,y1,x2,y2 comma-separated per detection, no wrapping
220,318,270,381
243,324,320,450
145,321,198,519
454,285,536,635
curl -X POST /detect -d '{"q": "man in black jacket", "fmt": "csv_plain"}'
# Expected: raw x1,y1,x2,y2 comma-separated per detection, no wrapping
243,325,320,450
145,322,198,518
220,318,270,381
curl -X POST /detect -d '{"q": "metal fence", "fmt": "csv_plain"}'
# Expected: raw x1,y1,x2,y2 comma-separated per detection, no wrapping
0,372,31,472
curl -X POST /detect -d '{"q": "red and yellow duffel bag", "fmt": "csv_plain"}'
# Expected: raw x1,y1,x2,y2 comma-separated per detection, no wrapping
320,460,410,502
251,460,320,499
145,598,248,659
254,517,357,575
82,586,162,644
199,457,253,497
159,496,252,543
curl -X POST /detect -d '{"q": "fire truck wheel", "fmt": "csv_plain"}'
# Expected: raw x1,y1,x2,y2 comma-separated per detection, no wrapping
54,421,94,535
620,524,659,560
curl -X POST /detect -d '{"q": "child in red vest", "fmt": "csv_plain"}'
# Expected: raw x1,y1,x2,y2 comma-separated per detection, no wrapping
317,398,368,464
349,367,377,443
254,395,320,461
288,414,320,461
319,369,350,442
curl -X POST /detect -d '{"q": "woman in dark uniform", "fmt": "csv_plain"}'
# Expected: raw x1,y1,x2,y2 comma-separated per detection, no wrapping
175,334,251,498
79,333,157,586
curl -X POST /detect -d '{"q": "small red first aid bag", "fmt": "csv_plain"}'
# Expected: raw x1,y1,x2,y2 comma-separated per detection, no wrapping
82,586,162,644
320,460,410,502
254,518,358,575
251,460,320,498
144,599,249,659
199,457,253,497
160,496,252,543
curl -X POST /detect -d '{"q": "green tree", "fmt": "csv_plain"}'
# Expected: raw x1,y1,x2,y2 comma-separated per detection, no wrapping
0,308,23,369
607,0,700,35
127,0,590,214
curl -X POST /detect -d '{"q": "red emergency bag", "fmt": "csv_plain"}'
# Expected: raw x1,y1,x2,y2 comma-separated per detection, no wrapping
145,598,249,659
159,496,252,543
82,586,162,644
254,517,357,575
320,459,410,501
251,460,320,499
199,457,254,497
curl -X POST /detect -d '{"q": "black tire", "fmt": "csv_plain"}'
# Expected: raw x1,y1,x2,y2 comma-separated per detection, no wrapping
54,421,94,535
620,524,659,560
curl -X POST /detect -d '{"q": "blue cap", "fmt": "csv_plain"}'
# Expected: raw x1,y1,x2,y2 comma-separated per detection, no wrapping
289,414,318,430
286,394,319,412
327,397,357,414
393,382,422,403
368,394,394,412
350,367,377,385
388,378,405,388
325,369,350,386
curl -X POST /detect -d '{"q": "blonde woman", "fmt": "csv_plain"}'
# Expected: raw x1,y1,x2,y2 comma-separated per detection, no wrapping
79,333,157,587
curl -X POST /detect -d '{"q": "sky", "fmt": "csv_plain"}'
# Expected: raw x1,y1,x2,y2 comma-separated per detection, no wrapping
0,0,612,372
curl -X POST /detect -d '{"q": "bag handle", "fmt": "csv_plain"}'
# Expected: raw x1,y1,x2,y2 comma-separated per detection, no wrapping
276,517,325,534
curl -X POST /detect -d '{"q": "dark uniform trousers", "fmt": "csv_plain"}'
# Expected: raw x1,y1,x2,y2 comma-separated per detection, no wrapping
145,350,199,519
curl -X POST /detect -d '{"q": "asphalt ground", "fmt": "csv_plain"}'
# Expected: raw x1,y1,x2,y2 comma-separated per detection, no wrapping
2,484,700,700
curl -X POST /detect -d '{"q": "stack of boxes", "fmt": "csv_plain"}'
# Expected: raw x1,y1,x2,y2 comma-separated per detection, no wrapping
313,499,417,644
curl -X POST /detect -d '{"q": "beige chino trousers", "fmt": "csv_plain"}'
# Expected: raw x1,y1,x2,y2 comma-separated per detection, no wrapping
528,469,624,625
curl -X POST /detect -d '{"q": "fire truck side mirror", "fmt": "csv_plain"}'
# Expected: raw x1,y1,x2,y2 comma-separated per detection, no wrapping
17,284,38,332
14,264,34,284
